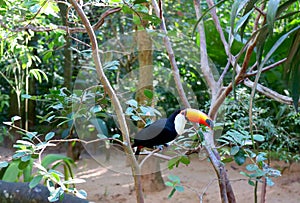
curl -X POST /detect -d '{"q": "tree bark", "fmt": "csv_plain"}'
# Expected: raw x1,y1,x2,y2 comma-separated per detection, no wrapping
136,29,166,192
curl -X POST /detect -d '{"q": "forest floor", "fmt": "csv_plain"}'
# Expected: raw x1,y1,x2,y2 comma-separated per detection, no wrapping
74,149,300,203
1,146,299,203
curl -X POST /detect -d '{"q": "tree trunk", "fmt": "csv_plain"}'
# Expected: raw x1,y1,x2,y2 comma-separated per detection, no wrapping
140,155,166,192
136,29,165,192
59,3,82,161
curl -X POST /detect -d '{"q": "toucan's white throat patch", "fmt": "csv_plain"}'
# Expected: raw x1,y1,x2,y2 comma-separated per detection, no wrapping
174,113,187,135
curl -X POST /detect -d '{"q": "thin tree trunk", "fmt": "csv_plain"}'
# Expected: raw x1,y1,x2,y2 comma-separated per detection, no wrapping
136,29,166,192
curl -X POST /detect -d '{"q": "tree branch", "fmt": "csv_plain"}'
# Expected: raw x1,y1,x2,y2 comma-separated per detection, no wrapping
244,78,300,105
152,0,191,108
69,1,144,203
194,0,218,96
245,58,287,77
0,7,121,34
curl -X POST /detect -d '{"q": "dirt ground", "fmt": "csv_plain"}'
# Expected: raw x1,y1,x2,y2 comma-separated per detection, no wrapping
74,150,300,203
1,146,299,203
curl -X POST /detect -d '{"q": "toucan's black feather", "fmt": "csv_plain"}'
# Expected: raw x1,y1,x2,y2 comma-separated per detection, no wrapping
132,109,181,158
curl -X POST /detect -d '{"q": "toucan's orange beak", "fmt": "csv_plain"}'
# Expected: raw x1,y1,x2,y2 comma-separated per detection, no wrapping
180,108,214,129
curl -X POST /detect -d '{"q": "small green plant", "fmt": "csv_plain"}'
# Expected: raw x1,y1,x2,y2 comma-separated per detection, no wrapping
1,119,87,202
165,175,184,199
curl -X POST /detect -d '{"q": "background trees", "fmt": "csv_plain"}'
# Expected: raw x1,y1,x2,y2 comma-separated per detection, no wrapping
0,0,299,202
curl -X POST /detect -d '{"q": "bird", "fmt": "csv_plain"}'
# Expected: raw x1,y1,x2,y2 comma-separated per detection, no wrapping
131,108,214,158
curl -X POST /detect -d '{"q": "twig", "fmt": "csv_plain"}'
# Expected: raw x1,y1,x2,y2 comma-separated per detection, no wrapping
200,178,217,203
69,35,91,48
139,148,161,167
245,58,287,77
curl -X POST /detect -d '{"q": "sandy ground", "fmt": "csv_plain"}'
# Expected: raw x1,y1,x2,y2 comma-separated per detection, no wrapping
74,150,300,203
1,146,299,203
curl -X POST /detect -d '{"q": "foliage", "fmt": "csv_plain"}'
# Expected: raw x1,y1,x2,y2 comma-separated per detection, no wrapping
0,126,86,202
0,0,299,202
223,87,300,162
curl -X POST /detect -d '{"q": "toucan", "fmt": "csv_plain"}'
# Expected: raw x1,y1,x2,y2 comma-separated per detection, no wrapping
131,108,214,158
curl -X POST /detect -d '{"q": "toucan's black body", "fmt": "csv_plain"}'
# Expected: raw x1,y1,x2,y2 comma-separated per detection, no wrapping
132,109,181,156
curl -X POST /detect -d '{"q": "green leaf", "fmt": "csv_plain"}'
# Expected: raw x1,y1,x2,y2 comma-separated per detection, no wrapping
234,9,254,34
249,169,265,178
168,156,181,170
246,164,258,171
230,146,240,155
230,0,249,35
266,177,275,186
240,171,251,177
165,181,174,187
240,0,258,39
248,179,255,186
103,60,119,70
131,115,141,121
63,178,85,184
0,161,8,168
284,30,300,112
112,134,120,139
126,99,138,108
175,185,184,192
21,94,32,99
133,0,148,4
2,161,20,181
192,0,225,38
168,175,180,183
221,157,234,163
45,132,55,141
256,152,267,162
143,89,153,99
48,187,64,202
179,155,190,166
76,189,87,199
234,149,246,165
122,5,132,14
29,175,43,188
266,0,280,34
90,105,102,113
20,155,31,163
253,134,264,142
141,13,161,25
42,154,74,169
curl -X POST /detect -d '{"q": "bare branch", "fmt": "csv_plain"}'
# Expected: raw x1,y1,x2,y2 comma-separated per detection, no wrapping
194,0,218,96
244,78,300,105
245,58,287,77
152,0,191,108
